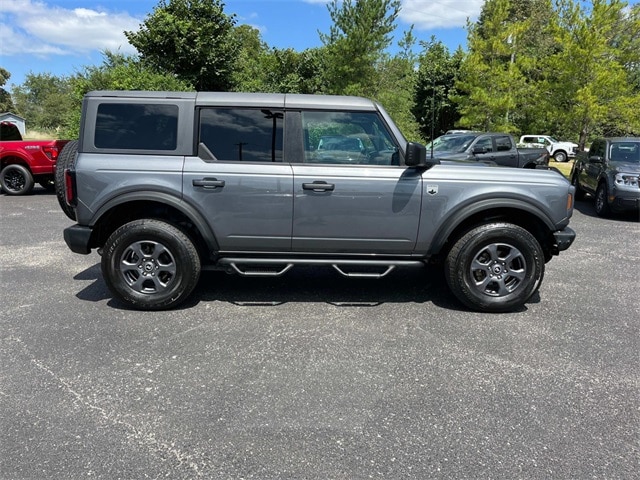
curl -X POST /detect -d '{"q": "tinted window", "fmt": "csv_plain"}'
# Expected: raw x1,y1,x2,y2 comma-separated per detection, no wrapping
95,103,178,150
495,136,512,151
199,108,283,162
0,122,21,141
475,137,493,152
302,111,398,165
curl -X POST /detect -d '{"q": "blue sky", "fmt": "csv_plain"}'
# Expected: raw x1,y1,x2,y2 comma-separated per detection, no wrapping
0,0,484,89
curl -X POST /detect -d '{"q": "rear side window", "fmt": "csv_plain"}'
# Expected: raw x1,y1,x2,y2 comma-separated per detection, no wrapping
199,108,283,162
95,103,178,150
495,136,512,151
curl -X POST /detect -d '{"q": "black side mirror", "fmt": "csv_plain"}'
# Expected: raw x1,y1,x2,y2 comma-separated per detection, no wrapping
405,142,433,166
589,155,603,164
473,146,488,154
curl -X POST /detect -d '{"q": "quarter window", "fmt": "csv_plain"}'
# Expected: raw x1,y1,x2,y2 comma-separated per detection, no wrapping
95,103,178,150
199,108,283,162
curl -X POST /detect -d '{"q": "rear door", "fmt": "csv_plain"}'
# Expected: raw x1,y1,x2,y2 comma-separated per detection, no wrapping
182,106,293,252
290,110,422,254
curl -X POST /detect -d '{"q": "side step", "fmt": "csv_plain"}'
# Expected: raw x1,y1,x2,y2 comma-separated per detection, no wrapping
215,258,424,278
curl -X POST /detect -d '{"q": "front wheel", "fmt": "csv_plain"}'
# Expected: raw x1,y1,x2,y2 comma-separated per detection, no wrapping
445,223,544,312
101,219,201,310
553,151,568,163
595,183,611,217
571,172,585,201
1,164,34,195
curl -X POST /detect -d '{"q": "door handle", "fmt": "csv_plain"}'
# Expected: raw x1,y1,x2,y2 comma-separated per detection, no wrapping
193,178,225,189
302,181,335,192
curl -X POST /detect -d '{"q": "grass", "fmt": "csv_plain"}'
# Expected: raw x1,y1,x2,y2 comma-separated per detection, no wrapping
550,159,573,179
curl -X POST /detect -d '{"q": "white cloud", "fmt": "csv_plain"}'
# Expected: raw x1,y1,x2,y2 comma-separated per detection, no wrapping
400,0,484,29
303,0,483,30
0,0,140,57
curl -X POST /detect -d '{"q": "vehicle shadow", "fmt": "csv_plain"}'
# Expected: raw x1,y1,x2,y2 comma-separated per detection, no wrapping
73,262,472,311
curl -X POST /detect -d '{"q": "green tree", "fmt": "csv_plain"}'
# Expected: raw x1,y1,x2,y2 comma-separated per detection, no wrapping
319,0,401,96
376,27,422,141
11,73,74,132
231,25,324,94
413,38,464,140
548,0,640,147
125,0,238,91
453,0,529,132
59,52,192,138
0,67,15,113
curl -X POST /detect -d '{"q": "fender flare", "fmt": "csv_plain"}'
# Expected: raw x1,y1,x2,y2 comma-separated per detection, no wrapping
89,190,220,252
428,197,557,254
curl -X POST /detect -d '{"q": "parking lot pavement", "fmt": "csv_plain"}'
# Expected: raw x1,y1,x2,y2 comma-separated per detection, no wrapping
1,189,638,479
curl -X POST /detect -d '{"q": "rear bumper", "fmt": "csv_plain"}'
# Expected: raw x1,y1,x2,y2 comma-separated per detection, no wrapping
553,226,576,252
63,225,92,254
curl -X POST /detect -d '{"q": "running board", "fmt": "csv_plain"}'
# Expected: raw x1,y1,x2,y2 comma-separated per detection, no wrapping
215,258,423,278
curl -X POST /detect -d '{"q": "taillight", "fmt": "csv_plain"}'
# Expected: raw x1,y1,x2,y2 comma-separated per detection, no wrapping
64,169,77,207
42,146,60,160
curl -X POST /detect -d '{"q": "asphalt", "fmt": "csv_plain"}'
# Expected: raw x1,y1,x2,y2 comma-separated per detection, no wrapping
1,188,638,479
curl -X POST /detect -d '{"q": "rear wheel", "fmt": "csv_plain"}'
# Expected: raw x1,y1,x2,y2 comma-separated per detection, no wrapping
445,223,544,312
101,219,201,310
0,164,34,195
55,140,78,220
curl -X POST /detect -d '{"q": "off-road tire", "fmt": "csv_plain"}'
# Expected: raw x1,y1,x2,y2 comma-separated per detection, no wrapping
101,219,201,311
55,140,78,220
445,223,545,313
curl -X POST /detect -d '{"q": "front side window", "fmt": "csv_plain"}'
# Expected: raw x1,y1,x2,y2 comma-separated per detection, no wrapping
199,108,283,162
302,111,398,165
95,103,178,150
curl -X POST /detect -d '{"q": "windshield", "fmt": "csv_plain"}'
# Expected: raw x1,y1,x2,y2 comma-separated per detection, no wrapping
426,134,478,153
609,141,640,163
547,136,559,143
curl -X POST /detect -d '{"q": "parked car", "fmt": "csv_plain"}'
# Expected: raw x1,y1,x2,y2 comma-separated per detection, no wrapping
426,132,549,168
519,135,578,163
570,137,640,217
0,121,70,195
59,90,575,313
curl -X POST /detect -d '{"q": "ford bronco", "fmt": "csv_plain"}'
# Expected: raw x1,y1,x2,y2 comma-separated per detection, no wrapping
59,91,576,312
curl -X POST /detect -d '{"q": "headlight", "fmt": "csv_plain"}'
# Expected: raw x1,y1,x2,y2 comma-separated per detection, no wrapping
614,173,639,188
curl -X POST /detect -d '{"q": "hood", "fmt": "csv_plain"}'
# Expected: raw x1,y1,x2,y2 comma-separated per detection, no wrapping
612,161,640,174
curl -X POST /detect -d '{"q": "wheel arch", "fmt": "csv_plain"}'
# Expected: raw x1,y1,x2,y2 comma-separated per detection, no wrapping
429,201,557,262
86,192,219,260
1,154,31,170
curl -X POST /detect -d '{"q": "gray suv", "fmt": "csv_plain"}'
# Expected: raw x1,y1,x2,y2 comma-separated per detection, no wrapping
59,91,576,312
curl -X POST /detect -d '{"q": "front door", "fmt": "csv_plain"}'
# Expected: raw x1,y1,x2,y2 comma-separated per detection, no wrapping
291,110,422,254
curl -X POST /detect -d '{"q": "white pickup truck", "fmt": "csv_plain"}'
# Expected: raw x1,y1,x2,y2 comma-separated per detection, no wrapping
519,135,578,163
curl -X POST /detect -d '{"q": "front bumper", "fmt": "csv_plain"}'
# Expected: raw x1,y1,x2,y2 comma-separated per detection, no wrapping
610,189,640,212
64,225,93,254
553,226,576,252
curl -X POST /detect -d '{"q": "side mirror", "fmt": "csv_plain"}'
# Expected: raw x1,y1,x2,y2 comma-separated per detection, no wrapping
589,155,603,164
473,146,488,154
405,142,435,166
